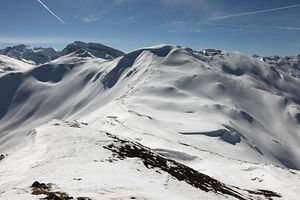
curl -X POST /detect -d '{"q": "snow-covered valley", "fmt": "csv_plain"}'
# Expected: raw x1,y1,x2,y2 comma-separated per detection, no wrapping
0,42,299,199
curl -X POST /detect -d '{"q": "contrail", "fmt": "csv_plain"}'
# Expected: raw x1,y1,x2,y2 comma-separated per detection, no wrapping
211,4,300,20
36,0,65,24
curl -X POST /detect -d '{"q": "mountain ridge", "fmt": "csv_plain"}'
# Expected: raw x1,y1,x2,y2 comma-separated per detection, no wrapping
1,41,299,73
0,41,125,65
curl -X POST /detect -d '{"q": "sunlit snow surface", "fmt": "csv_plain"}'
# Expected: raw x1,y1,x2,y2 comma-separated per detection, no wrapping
0,55,34,75
0,44,300,199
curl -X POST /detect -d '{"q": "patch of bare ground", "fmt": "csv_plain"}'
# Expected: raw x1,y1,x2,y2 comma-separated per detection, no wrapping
246,189,281,200
104,133,282,200
31,181,91,200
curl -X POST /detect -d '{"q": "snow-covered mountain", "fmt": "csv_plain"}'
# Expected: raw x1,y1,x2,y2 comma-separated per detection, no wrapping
0,44,60,65
0,44,299,199
60,41,124,59
0,41,124,65
262,55,300,78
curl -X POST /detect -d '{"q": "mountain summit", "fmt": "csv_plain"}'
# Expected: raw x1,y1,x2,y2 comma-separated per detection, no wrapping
60,41,124,59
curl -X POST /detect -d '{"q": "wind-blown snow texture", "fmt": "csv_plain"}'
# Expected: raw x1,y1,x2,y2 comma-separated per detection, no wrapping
0,43,299,199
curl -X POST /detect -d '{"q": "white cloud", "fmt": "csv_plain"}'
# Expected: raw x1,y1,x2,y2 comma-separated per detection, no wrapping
210,4,300,20
0,37,68,44
155,21,300,33
155,21,203,33
273,26,300,31
113,0,126,4
161,0,208,9
83,15,100,23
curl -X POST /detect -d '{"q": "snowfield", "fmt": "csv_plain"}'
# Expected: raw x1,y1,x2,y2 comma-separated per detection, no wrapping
0,120,297,199
0,43,299,199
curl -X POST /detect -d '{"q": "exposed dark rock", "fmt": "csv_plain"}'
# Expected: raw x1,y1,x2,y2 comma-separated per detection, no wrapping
76,197,92,200
103,133,281,200
31,181,46,188
31,181,92,200
246,189,281,200
0,154,5,161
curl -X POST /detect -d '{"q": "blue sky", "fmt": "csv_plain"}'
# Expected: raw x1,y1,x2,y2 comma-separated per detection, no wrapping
0,0,299,56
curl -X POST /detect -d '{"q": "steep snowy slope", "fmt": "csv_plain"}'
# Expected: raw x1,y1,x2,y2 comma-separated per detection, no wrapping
0,44,300,199
0,55,34,74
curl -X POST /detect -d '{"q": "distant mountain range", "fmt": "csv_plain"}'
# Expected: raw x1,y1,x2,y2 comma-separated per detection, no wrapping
0,41,124,65
1,41,299,79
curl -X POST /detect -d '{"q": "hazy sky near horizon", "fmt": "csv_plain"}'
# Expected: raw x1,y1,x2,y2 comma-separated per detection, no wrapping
0,0,299,56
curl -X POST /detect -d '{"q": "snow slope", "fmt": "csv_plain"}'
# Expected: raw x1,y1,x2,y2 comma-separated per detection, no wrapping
0,44,300,199
1,119,296,200
0,55,34,74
